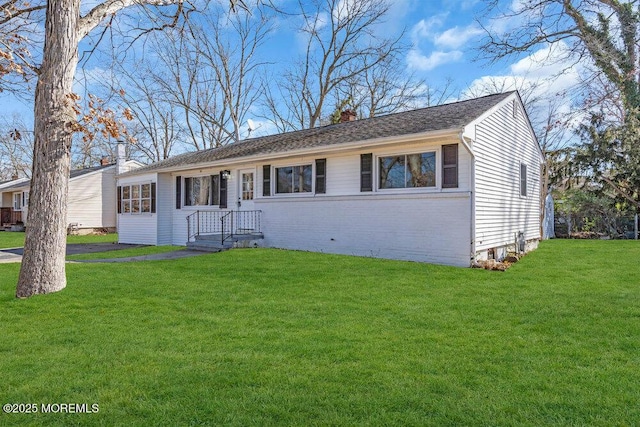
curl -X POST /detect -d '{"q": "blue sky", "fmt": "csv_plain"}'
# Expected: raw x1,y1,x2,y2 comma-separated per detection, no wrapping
0,0,580,140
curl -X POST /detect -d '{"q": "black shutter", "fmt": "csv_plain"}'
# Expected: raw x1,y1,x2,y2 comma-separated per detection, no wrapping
263,165,271,196
117,186,122,214
175,176,182,209
210,175,217,205
219,171,228,208
360,153,372,192
211,175,220,205
151,182,156,213
442,144,458,189
315,159,326,194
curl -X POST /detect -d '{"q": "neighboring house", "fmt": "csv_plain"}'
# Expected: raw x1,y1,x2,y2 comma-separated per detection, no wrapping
0,177,30,229
1,146,142,232
117,91,544,266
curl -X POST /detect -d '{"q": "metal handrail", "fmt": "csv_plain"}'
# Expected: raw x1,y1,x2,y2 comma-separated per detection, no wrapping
186,211,199,242
187,210,262,243
221,211,233,244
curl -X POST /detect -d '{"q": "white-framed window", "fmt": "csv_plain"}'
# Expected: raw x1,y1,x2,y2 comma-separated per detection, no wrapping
118,183,156,214
184,175,220,206
520,163,528,197
378,151,436,189
13,192,22,211
276,164,313,194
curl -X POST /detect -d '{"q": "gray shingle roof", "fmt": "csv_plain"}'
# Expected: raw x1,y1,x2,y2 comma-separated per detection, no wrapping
69,163,113,179
125,92,514,176
0,165,114,192
0,178,30,192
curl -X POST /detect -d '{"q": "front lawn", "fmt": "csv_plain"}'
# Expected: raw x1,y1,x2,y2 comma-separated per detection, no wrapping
0,232,117,249
0,240,638,426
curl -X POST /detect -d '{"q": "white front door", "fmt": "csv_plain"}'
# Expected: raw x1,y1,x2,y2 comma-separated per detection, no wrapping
237,169,255,211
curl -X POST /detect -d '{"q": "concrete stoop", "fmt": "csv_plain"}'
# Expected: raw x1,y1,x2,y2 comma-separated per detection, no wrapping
186,233,264,252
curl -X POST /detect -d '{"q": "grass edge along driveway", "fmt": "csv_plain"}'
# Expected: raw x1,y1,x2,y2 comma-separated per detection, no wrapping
0,240,639,426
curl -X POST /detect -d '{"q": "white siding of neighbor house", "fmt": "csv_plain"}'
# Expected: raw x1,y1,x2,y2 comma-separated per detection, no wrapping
1,192,10,207
117,173,158,245
67,167,116,228
472,99,543,253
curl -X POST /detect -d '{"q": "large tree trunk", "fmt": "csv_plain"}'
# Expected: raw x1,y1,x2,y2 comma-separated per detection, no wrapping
16,0,80,298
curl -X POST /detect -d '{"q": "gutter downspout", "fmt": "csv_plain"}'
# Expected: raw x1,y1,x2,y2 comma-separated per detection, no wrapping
459,131,476,266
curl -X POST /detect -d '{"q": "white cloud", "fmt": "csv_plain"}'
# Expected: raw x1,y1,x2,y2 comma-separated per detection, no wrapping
410,14,448,44
464,42,582,98
462,41,587,146
407,49,463,71
434,24,484,49
461,0,480,10
508,41,581,93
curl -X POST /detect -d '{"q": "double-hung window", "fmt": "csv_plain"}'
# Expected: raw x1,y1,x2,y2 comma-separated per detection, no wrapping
13,193,22,211
276,164,312,194
118,183,156,214
184,176,219,206
520,163,527,197
379,152,436,189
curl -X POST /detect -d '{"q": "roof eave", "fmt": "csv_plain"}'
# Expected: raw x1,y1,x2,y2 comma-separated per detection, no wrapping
120,127,463,177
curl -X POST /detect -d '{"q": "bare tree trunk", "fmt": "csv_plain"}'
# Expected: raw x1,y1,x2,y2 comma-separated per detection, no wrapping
16,0,80,298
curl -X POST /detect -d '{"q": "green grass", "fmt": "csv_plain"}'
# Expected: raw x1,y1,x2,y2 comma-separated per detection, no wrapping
0,240,639,426
0,232,117,249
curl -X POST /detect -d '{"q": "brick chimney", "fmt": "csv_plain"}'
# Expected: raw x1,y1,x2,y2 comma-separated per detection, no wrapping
340,109,357,123
100,157,110,166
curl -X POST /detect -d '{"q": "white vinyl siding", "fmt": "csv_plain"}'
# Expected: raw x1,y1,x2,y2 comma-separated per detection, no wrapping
473,99,542,252
156,173,174,245
118,172,158,245
67,167,116,229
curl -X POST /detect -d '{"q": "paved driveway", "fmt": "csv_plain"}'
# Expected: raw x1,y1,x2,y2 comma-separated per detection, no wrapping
0,243,146,264
0,243,206,263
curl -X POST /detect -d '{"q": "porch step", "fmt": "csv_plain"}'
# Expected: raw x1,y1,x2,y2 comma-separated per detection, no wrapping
186,233,264,252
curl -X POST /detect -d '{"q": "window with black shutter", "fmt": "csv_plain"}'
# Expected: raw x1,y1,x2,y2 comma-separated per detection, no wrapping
360,153,372,192
175,176,182,209
442,144,458,189
315,159,326,194
263,165,271,196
